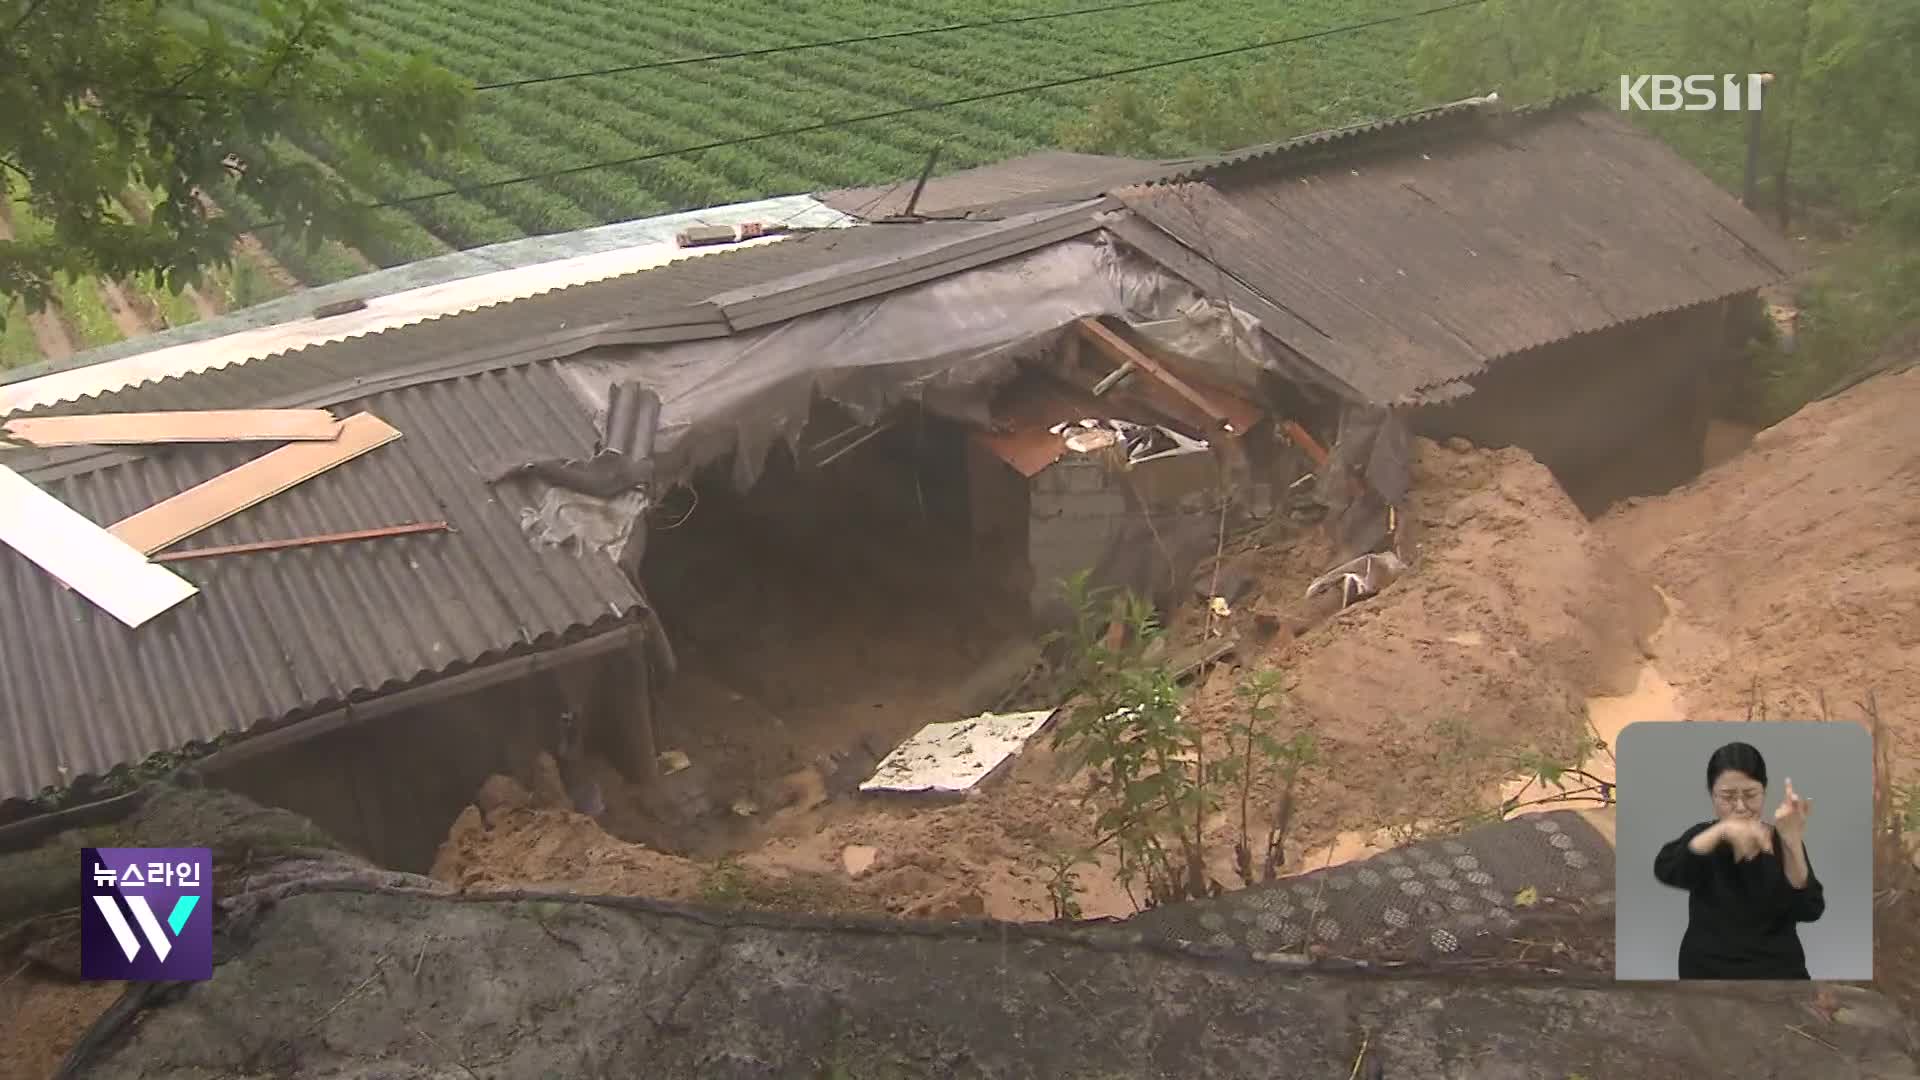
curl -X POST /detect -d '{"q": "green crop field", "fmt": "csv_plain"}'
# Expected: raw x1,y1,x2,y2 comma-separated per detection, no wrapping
192,0,1438,274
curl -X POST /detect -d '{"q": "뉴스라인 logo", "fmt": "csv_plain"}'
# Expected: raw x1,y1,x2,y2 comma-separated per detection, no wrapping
81,847,213,981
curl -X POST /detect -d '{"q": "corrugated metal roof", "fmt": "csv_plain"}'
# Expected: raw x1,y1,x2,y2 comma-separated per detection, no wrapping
0,194,854,394
817,151,1188,219
813,97,1508,221
0,363,645,803
1159,94,1500,183
3,204,1108,450
1112,105,1796,404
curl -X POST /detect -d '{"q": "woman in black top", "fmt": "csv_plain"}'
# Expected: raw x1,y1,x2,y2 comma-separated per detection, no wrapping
1653,741,1824,979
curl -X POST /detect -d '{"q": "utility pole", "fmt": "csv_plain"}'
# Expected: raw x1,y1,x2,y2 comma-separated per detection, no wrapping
1742,72,1775,211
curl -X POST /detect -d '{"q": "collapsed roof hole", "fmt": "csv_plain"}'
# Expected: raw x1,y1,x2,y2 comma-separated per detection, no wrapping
631,400,1039,856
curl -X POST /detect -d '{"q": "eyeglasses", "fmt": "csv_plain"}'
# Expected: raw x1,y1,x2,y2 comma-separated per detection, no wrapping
1712,787,1765,807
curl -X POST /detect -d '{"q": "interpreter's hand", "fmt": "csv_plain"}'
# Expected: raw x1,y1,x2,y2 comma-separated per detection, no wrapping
1719,817,1774,862
1774,777,1812,842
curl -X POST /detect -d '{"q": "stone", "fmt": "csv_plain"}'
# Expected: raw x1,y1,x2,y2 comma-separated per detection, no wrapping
430,806,484,882
841,845,879,879
528,753,570,811
474,775,532,827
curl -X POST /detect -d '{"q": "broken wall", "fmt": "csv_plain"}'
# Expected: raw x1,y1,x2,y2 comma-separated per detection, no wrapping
1025,445,1225,627
1411,301,1731,516
211,661,603,873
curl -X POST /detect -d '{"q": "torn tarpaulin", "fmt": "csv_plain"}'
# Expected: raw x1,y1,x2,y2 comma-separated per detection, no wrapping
1318,406,1412,560
1306,550,1408,608
491,383,662,499
495,383,663,563
518,487,649,564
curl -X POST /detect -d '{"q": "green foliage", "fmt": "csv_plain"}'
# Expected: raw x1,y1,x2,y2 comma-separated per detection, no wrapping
1040,849,1089,922
1058,0,1428,156
1409,0,1920,414
0,296,36,366
698,859,750,906
1892,780,1920,835
1048,577,1203,908
0,0,467,322
1410,0,1627,103
1226,668,1317,886
1046,570,1309,911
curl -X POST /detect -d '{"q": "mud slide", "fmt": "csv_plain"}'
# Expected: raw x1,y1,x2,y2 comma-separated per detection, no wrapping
1600,362,1920,755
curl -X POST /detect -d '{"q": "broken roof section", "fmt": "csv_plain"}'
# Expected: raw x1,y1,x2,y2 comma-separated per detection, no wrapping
0,194,855,415
817,150,1191,219
0,367,646,805
0,92,1800,806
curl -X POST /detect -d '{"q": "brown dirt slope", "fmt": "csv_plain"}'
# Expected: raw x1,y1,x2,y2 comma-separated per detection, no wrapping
432,438,1667,920
1231,439,1663,841
1601,362,1920,757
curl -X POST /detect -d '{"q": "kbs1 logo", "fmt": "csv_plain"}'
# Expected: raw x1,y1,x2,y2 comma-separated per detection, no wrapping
81,847,213,981
1619,73,1773,112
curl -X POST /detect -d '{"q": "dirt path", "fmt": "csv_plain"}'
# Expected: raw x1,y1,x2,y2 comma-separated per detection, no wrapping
0,203,76,361
186,189,301,293
96,278,156,339
184,284,221,319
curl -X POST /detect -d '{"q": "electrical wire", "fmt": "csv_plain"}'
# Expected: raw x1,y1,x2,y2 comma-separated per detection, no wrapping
271,0,1485,224
473,0,1197,91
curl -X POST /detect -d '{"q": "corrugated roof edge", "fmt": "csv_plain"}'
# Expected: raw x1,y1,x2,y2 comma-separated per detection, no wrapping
1159,89,1597,185
0,610,642,811
1403,290,1770,405
0,194,851,388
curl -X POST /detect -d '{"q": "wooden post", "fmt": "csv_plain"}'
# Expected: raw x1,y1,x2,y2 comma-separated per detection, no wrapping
622,636,663,788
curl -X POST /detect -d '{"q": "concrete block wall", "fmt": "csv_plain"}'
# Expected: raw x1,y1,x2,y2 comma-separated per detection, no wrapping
1028,453,1128,619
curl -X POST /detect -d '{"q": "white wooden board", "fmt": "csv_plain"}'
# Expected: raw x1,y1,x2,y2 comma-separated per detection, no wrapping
860,710,1058,794
0,464,198,628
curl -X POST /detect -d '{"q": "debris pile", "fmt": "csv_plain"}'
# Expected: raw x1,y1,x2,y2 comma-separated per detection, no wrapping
0,408,417,629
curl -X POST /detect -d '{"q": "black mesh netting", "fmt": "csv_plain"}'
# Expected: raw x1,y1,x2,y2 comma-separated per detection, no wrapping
1120,809,1613,964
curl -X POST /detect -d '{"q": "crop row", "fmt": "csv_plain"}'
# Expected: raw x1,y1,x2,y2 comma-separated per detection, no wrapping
186,0,1431,253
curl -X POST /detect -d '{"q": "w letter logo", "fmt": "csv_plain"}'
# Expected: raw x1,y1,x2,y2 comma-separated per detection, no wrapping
80,847,213,981
91,893,200,963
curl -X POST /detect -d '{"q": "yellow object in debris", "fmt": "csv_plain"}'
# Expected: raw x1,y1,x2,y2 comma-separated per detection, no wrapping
1209,596,1232,618
1513,885,1540,908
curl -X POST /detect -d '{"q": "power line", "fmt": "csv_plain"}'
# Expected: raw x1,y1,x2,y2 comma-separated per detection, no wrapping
473,0,1196,92
273,0,1487,224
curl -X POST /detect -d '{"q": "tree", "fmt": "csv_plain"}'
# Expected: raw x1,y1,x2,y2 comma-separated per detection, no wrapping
1409,0,1627,103
0,0,467,319
1058,58,1397,160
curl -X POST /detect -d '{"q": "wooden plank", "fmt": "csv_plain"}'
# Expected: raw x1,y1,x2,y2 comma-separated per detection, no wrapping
0,464,198,628
1280,420,1330,469
1074,317,1236,432
3,409,341,447
108,412,402,556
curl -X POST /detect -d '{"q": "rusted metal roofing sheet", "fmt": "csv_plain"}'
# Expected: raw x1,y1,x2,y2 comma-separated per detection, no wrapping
1113,106,1796,404
818,151,1185,219
0,364,645,804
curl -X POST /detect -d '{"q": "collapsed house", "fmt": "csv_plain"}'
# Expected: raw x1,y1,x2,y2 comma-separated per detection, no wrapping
0,95,1793,871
